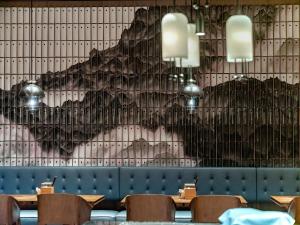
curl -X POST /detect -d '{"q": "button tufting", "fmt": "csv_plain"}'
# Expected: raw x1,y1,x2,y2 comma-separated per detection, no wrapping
109,174,112,179
162,186,165,191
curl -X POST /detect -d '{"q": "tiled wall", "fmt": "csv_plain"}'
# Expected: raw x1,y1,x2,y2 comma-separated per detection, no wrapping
0,4,299,167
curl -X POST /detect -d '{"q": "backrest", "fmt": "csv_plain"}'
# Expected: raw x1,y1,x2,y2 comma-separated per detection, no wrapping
288,197,300,223
38,193,79,225
126,194,176,222
0,195,20,225
257,168,300,202
0,167,119,200
191,195,242,223
119,167,256,202
38,193,91,225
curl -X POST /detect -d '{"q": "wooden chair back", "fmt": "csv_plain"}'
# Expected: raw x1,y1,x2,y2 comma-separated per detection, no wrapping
126,194,176,222
0,195,20,225
37,193,92,225
191,195,242,223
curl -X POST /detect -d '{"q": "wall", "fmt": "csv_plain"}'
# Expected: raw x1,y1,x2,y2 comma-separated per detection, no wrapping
0,4,299,167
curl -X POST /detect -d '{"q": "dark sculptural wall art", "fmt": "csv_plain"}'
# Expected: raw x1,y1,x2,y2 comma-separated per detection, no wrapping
0,3,299,167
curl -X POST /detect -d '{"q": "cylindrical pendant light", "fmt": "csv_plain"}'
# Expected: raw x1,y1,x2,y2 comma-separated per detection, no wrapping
162,12,188,61
175,23,200,68
226,14,253,62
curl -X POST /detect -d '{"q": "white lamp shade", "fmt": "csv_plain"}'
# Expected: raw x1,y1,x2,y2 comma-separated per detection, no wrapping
162,12,188,61
176,24,200,67
226,15,253,63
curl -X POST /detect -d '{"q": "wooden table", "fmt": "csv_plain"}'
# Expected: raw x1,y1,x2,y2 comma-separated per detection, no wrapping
271,195,295,209
121,195,247,208
10,194,104,207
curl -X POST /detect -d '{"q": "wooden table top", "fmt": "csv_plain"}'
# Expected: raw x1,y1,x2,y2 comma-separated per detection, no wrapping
121,195,247,208
271,195,295,209
10,194,104,206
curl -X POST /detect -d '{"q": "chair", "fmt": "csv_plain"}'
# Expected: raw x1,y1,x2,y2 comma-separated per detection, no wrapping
288,197,300,224
0,195,20,225
191,195,242,223
37,193,92,225
125,194,176,221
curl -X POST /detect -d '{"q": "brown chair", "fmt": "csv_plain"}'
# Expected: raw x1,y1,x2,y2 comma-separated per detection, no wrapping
0,195,20,225
37,193,92,225
288,197,300,223
125,194,176,222
191,195,242,223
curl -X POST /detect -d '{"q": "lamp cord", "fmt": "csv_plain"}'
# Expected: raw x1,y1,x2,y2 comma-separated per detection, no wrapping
30,0,33,81
236,0,241,14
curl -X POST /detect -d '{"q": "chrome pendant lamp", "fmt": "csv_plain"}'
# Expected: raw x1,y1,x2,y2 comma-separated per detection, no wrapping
226,0,253,81
20,81,45,111
19,0,45,111
192,0,207,36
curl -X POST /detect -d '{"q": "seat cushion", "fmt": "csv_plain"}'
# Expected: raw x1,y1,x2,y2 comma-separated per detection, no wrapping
20,210,37,218
175,211,192,222
115,210,191,222
20,209,118,222
116,210,127,221
91,210,119,221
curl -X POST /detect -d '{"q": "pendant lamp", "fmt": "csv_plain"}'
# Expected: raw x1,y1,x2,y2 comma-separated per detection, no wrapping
192,0,206,36
175,24,200,68
226,1,253,80
20,80,45,111
161,12,188,61
226,14,253,63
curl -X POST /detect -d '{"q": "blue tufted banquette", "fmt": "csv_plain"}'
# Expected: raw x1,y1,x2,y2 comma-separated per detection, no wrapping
119,167,257,202
257,168,300,202
0,167,120,225
1,166,299,224
0,167,119,200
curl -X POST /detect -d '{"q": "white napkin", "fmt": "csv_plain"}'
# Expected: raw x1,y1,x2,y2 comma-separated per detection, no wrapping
219,208,295,225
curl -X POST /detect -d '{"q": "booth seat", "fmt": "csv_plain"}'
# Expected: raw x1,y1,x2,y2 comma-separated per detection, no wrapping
1,166,297,224
0,167,120,225
116,167,256,222
257,168,300,202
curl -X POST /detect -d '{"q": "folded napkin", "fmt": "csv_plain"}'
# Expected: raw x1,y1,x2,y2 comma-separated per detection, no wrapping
219,208,295,225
